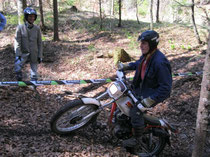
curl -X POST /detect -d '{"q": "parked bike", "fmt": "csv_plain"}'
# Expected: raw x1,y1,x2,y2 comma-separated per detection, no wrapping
50,65,178,156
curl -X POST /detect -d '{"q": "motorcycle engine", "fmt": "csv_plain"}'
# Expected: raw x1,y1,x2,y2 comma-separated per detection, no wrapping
112,110,132,139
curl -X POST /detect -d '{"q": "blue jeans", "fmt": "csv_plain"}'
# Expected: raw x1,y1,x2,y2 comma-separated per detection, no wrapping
14,53,38,80
130,105,144,128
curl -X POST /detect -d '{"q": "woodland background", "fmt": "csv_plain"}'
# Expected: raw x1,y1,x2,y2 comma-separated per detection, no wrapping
0,0,210,157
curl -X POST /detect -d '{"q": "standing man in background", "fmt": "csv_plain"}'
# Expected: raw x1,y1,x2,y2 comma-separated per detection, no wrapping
14,7,43,81
0,12,6,32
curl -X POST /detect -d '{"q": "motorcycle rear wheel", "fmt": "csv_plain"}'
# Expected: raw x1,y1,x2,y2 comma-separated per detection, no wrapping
50,99,99,135
136,131,166,156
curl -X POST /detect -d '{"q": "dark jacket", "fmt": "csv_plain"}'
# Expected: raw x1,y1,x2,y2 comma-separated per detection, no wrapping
128,49,172,106
0,13,6,31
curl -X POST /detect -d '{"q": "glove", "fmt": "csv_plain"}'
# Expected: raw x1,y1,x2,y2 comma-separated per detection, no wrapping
117,62,130,71
137,97,155,112
38,58,42,63
141,97,156,108
137,103,147,112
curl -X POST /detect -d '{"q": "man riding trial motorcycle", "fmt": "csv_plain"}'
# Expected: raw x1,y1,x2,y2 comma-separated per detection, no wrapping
119,30,173,152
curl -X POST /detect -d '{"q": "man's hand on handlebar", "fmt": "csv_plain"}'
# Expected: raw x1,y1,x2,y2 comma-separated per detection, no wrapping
117,62,130,71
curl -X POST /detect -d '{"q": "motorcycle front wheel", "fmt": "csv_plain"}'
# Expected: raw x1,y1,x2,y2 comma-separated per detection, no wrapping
50,99,99,135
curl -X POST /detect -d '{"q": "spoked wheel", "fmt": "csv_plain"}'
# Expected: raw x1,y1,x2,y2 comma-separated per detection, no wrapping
50,99,99,135
136,131,166,157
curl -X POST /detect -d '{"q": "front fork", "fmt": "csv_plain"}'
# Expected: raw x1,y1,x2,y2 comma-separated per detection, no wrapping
80,91,115,123
107,90,137,127
108,102,117,126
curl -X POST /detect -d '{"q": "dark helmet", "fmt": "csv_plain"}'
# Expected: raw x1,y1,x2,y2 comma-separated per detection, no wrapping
24,7,37,21
138,30,159,51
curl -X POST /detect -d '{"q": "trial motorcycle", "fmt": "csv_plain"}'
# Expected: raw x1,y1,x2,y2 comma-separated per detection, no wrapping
50,65,178,157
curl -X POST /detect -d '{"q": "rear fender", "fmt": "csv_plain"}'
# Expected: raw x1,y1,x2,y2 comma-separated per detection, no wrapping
81,98,100,106
153,128,169,137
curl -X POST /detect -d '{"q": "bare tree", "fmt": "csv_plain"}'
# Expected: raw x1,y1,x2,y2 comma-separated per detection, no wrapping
17,0,24,25
191,0,202,44
118,0,122,27
53,0,59,41
110,0,114,16
46,0,52,8
38,0,46,31
23,0,27,10
109,0,114,30
192,1,210,153
174,0,202,44
135,0,140,24
99,0,103,30
192,31,210,157
150,0,154,30
0,0,3,11
136,0,144,24
156,0,160,23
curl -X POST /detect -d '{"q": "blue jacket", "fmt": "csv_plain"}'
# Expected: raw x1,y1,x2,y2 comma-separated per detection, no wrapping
0,13,6,31
128,49,172,106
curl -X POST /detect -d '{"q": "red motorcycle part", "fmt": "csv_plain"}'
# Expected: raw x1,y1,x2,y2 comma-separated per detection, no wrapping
108,102,117,125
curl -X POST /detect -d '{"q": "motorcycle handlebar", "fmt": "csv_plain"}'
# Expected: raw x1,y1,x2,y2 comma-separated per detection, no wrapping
116,70,127,81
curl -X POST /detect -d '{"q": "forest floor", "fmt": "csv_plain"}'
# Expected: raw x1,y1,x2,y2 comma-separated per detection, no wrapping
0,10,209,157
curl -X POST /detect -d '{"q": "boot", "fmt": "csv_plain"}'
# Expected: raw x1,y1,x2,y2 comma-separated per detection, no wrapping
29,76,37,90
16,72,22,81
31,75,38,81
122,126,144,151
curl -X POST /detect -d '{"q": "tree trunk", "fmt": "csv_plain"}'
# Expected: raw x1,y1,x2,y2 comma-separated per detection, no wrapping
109,0,114,30
47,0,52,8
23,0,27,10
39,0,46,31
110,0,114,16
156,0,160,23
192,32,210,157
150,0,153,30
136,0,144,24
99,0,102,30
0,0,3,11
191,0,202,44
17,0,24,25
136,0,140,24
53,0,59,41
118,0,122,27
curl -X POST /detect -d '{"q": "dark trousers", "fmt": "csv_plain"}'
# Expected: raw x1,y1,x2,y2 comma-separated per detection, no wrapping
130,105,144,128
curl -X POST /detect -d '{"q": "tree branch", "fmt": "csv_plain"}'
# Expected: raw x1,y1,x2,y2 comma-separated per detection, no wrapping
174,0,210,7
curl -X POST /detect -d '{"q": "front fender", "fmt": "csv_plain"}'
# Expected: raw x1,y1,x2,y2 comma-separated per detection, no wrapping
81,98,100,106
